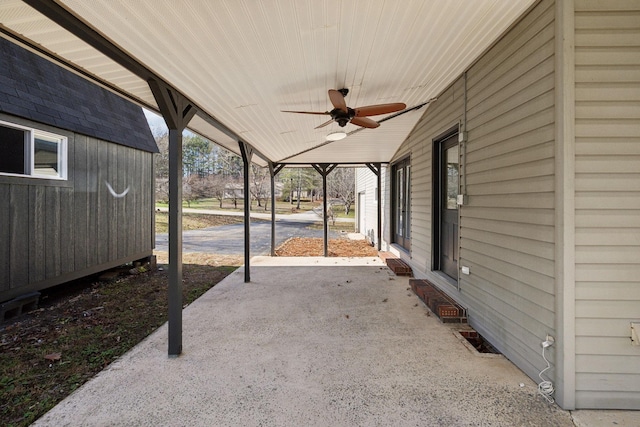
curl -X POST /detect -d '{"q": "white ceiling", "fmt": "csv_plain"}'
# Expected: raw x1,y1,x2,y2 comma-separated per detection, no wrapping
0,0,535,166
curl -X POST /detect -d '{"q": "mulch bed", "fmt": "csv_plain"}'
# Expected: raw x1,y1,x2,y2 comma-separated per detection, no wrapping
275,237,378,257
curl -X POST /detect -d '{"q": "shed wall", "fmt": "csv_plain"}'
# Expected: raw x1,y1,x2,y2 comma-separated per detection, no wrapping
0,114,155,301
573,0,640,409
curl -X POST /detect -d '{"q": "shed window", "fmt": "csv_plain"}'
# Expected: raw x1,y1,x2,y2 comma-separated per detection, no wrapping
0,121,67,179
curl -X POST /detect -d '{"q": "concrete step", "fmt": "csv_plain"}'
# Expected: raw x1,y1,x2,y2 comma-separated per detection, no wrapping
379,252,413,276
410,279,467,323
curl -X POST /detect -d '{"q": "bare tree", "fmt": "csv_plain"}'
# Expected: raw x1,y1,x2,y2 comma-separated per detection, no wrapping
250,165,270,210
154,132,169,180
202,174,227,208
224,176,241,209
328,167,356,215
155,177,169,203
183,174,206,208
152,122,167,203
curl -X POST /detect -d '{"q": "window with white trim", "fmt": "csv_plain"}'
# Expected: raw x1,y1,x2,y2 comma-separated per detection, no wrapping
0,121,67,179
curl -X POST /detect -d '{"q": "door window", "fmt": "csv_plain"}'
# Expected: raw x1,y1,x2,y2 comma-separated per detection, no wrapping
433,132,459,282
392,158,411,251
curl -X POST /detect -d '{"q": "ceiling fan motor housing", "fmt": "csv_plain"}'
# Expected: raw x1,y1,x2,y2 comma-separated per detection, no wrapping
331,107,356,127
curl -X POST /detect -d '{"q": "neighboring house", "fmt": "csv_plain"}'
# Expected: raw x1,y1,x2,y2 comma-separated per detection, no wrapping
0,38,158,303
225,182,284,200
356,0,639,410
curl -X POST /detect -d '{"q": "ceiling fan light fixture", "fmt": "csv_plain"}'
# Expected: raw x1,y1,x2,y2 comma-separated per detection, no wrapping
326,131,347,141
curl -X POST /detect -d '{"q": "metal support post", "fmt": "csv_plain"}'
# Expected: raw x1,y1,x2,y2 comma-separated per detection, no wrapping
312,164,337,257
148,79,196,357
167,128,183,356
239,142,253,282
269,163,285,256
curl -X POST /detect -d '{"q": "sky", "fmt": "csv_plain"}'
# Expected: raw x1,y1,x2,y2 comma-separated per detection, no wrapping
144,108,198,138
143,108,167,137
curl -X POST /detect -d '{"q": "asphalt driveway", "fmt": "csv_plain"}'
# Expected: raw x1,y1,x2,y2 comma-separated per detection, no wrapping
155,218,343,255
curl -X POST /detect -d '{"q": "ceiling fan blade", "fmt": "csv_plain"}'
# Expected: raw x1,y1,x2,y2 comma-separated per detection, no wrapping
350,117,379,129
314,118,335,129
328,89,348,112
354,103,406,117
281,110,330,115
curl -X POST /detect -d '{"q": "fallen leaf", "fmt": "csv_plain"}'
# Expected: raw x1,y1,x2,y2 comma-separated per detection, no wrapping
44,353,61,361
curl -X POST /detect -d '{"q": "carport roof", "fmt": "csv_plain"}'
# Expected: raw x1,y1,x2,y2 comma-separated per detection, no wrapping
0,0,535,166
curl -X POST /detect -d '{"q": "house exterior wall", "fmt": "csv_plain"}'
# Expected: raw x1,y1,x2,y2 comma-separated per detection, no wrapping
355,168,373,239
573,0,640,409
389,79,466,269
355,0,640,410
355,167,389,246
0,113,155,301
462,0,557,383
385,0,557,385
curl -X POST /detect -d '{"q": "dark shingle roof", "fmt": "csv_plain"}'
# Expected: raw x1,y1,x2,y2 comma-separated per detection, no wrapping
0,38,158,153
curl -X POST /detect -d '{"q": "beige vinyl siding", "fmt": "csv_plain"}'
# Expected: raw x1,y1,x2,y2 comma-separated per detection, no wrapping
390,78,465,270
461,0,557,380
379,166,391,250
385,0,557,383
574,0,640,409
355,166,392,250
355,168,377,243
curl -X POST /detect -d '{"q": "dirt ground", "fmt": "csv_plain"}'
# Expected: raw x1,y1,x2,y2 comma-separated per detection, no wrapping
154,251,244,267
0,261,238,427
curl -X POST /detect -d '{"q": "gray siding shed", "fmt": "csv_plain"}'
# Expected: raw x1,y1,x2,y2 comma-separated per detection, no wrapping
0,38,157,302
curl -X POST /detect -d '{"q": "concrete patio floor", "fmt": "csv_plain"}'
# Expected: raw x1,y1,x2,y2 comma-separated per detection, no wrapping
33,257,638,427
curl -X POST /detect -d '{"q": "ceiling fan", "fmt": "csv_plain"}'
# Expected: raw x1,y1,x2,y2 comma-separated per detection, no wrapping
282,88,406,129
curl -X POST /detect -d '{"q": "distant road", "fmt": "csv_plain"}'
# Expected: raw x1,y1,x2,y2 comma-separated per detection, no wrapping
155,206,355,223
155,209,350,255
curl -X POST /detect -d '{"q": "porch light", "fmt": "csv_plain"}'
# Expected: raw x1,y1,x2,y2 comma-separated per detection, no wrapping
326,131,347,141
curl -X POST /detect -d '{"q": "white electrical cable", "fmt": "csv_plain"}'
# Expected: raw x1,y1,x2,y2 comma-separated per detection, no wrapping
538,345,555,403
